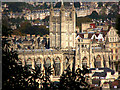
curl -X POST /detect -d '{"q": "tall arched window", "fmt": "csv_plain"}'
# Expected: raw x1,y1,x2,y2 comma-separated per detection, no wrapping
96,55,101,68
64,56,69,70
82,57,87,67
45,57,51,68
36,57,41,68
27,58,32,69
54,57,61,76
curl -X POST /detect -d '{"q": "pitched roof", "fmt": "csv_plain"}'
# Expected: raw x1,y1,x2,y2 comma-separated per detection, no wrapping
92,72,106,77
89,68,115,75
78,33,94,39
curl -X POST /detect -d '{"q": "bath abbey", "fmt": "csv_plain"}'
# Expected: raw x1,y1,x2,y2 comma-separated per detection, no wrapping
4,2,120,82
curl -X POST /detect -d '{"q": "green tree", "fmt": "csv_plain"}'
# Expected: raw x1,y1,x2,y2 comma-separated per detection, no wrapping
54,2,61,8
3,2,35,12
12,21,49,36
19,21,31,35
2,23,30,89
74,2,80,8
2,24,12,37
87,11,99,19
58,66,90,89
76,17,92,31
12,29,23,36
2,15,12,36
115,15,120,36
99,7,107,16
9,17,24,25
2,23,51,89
87,10,107,20
97,2,103,8
107,4,119,19
2,22,41,89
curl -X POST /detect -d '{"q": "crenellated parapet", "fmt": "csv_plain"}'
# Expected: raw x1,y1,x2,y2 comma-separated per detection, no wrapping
6,34,50,50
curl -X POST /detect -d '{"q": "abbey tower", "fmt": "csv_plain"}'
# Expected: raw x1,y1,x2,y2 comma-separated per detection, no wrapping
49,2,76,49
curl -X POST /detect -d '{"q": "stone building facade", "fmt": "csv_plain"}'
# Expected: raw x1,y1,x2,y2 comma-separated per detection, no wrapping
5,2,120,81
49,3,76,49
75,24,120,72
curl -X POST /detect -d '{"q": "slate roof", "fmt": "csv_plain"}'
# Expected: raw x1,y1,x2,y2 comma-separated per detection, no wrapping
89,68,115,77
78,33,104,40
92,72,106,77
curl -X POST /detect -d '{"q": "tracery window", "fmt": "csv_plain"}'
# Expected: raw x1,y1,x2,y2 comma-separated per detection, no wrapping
53,57,61,76
36,57,41,68
45,57,51,68
82,57,87,67
27,58,32,69
95,55,101,68
63,56,69,70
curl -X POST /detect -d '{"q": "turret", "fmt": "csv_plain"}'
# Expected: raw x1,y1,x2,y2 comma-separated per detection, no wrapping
49,3,54,32
71,3,76,48
50,2,54,16
60,1,65,19
71,2,76,30
71,2,75,12
49,3,54,48
60,1,66,49
60,1,65,33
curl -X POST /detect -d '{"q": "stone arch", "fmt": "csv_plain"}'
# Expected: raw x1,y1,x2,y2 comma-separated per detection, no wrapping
82,57,87,67
36,57,42,62
63,56,69,70
44,57,51,68
26,57,32,68
53,56,61,76
65,56,69,65
36,57,42,68
45,57,51,61
55,56,61,62
95,55,102,68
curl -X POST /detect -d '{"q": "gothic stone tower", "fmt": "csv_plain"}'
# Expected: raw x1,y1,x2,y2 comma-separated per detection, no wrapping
49,3,76,49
